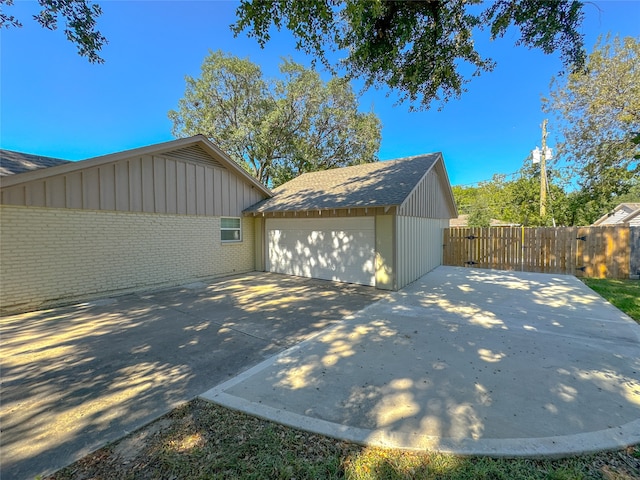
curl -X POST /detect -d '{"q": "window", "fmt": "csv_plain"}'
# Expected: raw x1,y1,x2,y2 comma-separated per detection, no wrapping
221,217,242,242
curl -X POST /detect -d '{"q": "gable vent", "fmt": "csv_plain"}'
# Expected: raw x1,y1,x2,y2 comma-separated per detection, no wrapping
163,145,225,169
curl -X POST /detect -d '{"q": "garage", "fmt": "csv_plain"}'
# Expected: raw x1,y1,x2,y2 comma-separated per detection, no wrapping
266,217,375,286
248,153,457,291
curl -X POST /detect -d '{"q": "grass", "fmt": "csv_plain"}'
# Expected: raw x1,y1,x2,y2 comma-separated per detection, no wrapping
582,278,640,322
45,277,640,480
47,400,639,480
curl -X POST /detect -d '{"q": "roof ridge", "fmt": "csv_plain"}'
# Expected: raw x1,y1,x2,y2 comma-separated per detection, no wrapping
382,152,441,162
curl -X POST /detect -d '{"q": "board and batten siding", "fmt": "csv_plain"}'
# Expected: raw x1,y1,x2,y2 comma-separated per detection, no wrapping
396,216,449,289
0,205,256,313
0,146,263,216
398,164,454,219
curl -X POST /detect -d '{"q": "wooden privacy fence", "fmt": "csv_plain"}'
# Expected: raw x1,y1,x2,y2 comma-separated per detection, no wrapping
443,226,639,279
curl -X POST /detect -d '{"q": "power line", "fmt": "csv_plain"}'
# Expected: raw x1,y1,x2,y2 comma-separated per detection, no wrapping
453,169,522,187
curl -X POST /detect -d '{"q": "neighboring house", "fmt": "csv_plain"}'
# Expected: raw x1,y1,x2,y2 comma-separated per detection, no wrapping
245,153,457,291
0,149,70,176
623,209,640,226
0,138,457,312
0,135,271,312
450,214,518,227
592,203,640,226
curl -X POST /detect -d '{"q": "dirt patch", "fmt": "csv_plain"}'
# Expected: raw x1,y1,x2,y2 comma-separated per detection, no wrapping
111,418,173,464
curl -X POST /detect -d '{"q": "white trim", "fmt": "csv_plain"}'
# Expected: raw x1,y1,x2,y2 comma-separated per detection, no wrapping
221,217,242,243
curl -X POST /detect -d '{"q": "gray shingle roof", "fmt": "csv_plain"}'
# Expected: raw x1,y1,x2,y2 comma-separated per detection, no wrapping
0,149,70,176
245,153,441,213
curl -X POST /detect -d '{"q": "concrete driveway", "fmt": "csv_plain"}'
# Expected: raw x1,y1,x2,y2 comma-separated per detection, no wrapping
0,273,384,480
203,266,640,457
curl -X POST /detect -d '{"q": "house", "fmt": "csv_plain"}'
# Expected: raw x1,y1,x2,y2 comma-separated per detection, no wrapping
245,153,457,291
0,135,271,312
592,203,640,226
0,137,457,312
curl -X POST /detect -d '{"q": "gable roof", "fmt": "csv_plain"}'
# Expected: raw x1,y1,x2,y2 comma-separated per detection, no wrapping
0,150,70,176
245,153,454,214
592,202,640,226
0,135,272,197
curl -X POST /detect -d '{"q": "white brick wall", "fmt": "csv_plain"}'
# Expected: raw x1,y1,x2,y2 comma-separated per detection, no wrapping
0,205,255,312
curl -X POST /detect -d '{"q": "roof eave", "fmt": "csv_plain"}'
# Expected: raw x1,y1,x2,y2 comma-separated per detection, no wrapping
244,204,399,216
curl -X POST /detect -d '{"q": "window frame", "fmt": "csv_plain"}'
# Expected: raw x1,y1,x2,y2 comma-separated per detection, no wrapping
220,217,242,243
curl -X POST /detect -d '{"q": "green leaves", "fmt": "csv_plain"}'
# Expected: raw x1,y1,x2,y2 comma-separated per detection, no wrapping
234,0,586,110
1,0,107,63
544,35,640,221
452,162,572,227
485,1,585,70
168,50,381,187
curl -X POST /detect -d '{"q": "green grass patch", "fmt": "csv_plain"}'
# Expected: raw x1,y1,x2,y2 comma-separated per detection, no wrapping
344,448,602,479
582,278,640,322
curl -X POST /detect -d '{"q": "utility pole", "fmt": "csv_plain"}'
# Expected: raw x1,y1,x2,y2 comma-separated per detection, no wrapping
540,119,548,218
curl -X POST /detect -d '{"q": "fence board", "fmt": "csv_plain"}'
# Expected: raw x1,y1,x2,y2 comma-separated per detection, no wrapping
443,226,632,279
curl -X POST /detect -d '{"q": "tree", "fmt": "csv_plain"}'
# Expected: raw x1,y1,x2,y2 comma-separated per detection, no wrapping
168,51,381,187
452,160,572,227
0,0,106,63
451,185,478,215
233,0,586,110
544,35,640,223
500,162,571,226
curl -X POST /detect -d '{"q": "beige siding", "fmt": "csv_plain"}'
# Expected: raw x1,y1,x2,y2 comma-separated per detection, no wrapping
375,215,396,290
1,150,264,216
164,144,224,168
0,205,255,313
396,216,448,289
254,217,265,271
398,164,454,219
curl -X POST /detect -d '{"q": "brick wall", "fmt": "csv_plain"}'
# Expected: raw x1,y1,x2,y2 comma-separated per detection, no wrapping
0,205,255,313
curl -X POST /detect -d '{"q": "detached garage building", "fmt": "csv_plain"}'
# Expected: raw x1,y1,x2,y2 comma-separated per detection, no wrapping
246,153,457,291
0,136,271,313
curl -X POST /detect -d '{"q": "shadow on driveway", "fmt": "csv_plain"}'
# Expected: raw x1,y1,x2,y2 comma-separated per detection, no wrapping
203,267,640,457
0,272,384,480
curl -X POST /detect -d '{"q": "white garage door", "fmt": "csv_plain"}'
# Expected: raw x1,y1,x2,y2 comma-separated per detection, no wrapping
266,217,375,286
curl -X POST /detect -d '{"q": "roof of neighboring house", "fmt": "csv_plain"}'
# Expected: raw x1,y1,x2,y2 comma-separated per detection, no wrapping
621,208,640,224
0,149,70,176
450,214,519,227
0,135,272,197
592,202,640,226
245,153,447,213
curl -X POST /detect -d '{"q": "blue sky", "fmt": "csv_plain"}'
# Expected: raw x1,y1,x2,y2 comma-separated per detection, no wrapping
1,0,639,186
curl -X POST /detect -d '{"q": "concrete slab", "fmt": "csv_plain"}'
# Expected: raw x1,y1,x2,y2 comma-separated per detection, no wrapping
202,266,640,457
0,273,383,480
